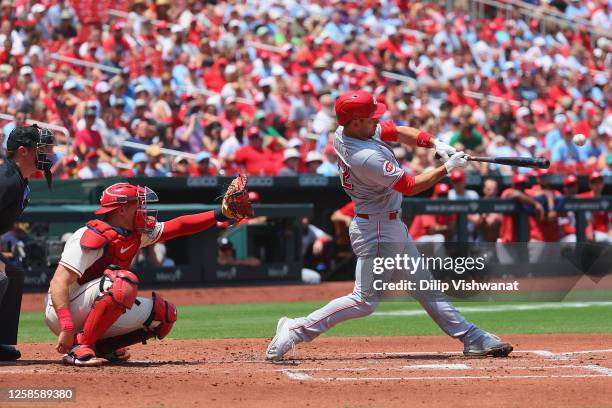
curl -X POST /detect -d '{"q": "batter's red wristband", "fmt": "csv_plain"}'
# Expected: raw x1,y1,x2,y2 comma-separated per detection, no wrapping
416,131,434,148
56,307,74,332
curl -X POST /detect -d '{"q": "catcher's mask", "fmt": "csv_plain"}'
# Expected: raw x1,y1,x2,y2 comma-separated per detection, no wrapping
95,183,159,233
7,124,56,189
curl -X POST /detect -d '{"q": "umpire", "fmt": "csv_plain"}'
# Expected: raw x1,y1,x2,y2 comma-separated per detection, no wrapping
0,124,55,360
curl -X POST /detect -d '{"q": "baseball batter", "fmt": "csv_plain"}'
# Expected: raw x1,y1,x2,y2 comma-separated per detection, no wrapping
46,177,252,366
266,90,513,360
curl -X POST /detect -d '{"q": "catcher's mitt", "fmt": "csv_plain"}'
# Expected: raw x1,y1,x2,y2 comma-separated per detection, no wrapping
221,175,254,220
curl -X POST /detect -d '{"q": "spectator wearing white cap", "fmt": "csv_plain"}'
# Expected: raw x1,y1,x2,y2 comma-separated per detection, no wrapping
91,81,112,114
31,3,51,39
278,148,301,176
171,156,190,177
304,151,323,174
258,77,280,114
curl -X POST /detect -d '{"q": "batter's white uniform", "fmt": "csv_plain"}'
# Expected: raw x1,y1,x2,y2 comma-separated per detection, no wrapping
44,222,164,338
288,124,474,342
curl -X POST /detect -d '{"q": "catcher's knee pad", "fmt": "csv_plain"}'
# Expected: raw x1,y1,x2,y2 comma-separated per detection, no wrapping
78,269,139,346
144,292,177,339
101,269,139,309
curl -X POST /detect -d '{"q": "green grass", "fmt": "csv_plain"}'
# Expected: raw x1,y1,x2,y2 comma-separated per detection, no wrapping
19,300,612,343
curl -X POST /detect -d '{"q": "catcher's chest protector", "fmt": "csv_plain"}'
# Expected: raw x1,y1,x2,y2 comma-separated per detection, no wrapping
78,219,142,285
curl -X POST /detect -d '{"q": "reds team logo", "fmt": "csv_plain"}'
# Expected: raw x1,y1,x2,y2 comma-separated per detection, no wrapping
383,161,395,175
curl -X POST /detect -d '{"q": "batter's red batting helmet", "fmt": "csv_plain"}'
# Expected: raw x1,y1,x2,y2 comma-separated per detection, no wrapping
335,90,386,126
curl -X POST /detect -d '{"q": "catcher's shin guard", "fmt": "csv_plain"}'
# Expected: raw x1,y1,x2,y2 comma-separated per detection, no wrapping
95,292,177,354
77,269,139,346
144,291,178,339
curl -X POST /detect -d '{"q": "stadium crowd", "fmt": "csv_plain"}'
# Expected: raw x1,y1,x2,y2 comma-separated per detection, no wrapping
0,0,609,180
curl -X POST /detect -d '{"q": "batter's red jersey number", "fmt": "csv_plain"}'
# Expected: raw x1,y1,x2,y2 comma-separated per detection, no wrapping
339,161,353,190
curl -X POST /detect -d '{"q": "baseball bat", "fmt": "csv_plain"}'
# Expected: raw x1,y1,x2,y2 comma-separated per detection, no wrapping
434,153,550,169
467,156,550,169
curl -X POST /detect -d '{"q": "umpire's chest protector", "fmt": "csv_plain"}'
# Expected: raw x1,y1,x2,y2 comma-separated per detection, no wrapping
77,219,142,285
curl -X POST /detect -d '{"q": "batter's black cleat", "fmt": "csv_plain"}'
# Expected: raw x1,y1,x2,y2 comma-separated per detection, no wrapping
0,344,21,361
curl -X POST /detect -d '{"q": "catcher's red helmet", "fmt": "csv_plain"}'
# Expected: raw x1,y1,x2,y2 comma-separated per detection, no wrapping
95,183,152,214
95,183,159,233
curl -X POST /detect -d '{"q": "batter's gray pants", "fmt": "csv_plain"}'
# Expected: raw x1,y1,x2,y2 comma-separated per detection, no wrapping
289,215,474,342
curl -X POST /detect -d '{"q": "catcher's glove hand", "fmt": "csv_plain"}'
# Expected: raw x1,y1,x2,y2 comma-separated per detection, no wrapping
221,174,254,220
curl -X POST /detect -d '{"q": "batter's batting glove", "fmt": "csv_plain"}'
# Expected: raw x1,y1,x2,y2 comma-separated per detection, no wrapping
444,151,469,173
221,174,254,220
433,139,457,162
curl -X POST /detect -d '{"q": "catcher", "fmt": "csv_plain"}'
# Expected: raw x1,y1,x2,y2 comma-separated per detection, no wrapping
45,176,252,366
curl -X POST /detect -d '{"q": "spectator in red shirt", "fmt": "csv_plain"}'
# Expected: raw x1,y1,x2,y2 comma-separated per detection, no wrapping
263,137,285,172
234,127,273,175
499,174,545,243
102,23,131,54
331,201,356,228
578,171,611,242
409,184,456,242
73,106,104,159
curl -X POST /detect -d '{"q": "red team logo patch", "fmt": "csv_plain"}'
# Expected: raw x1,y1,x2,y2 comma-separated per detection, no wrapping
383,160,395,175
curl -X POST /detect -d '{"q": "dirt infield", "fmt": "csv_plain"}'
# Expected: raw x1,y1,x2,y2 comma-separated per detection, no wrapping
2,334,612,408
15,284,612,407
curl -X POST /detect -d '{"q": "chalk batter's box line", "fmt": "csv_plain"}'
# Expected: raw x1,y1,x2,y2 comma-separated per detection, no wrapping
274,364,609,372
284,373,612,381
351,349,612,357
279,349,612,382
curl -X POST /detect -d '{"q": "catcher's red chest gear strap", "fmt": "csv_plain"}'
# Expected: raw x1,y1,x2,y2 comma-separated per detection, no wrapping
76,268,139,347
78,220,142,285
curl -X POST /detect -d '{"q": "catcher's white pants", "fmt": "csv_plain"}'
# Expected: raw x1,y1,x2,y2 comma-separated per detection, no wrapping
45,278,153,338
289,215,474,342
